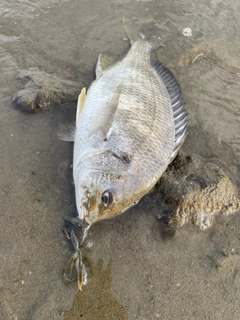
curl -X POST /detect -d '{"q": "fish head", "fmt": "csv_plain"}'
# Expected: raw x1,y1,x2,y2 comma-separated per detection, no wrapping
74,166,139,226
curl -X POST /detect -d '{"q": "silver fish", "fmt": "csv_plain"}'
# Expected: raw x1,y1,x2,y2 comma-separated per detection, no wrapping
72,29,188,228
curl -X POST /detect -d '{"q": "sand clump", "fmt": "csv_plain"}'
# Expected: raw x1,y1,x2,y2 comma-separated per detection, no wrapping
155,154,240,230
13,68,80,111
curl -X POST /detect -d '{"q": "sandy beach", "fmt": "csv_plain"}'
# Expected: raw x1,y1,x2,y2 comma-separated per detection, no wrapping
0,0,240,319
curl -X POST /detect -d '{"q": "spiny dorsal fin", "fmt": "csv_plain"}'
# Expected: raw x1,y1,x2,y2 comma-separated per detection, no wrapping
76,87,86,126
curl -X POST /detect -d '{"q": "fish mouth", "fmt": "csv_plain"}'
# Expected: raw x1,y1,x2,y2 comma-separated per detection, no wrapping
84,207,98,225
63,195,91,229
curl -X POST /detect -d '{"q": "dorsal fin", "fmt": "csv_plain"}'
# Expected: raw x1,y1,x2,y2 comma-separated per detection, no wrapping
152,60,189,160
76,87,86,126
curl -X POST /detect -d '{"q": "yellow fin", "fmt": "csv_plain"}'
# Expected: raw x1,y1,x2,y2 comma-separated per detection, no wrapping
76,87,86,126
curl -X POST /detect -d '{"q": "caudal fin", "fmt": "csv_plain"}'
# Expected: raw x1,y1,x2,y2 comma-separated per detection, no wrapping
122,17,163,49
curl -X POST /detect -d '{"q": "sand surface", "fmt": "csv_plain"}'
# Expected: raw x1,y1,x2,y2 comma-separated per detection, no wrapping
0,0,240,319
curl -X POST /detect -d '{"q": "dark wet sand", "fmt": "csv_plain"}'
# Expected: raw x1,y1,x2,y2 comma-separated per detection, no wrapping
0,0,240,319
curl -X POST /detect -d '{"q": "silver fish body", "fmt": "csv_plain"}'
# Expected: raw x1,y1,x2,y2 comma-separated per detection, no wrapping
73,39,188,225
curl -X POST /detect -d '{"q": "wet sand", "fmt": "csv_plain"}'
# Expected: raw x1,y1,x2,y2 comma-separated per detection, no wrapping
0,0,240,319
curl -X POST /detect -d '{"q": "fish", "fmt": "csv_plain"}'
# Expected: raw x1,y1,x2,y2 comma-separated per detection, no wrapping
62,18,188,290
71,25,188,228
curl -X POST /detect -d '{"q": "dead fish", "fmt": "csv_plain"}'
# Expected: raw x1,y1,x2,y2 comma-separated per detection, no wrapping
62,18,188,289
71,23,188,227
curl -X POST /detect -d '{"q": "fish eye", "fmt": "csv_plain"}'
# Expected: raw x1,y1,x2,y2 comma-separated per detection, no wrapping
101,190,113,207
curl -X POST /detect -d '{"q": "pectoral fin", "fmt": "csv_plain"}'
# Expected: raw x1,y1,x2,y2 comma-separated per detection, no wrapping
57,122,75,141
76,87,86,126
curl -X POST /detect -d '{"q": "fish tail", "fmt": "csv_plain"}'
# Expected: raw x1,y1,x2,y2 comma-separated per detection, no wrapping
122,17,141,44
122,17,163,49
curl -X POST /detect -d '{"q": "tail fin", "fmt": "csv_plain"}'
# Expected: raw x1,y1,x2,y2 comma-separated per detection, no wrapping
122,17,142,44
122,17,163,49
